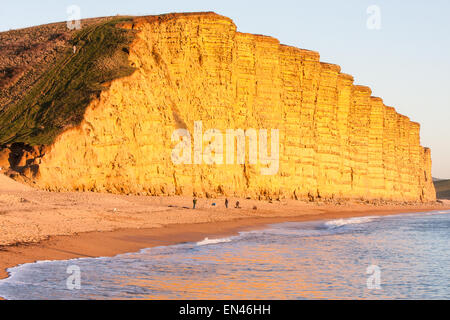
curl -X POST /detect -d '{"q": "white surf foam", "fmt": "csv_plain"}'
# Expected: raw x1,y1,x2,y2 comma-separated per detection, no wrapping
196,237,233,246
423,210,450,216
324,216,379,228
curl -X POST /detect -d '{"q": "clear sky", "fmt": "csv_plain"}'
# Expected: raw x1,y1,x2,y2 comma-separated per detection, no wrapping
1,0,449,178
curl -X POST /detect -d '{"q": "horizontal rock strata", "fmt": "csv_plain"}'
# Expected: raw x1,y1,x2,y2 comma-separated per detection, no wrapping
12,12,434,201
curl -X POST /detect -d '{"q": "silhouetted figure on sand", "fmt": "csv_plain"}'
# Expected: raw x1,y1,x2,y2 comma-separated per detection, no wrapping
235,201,240,209
225,198,229,209
193,198,197,209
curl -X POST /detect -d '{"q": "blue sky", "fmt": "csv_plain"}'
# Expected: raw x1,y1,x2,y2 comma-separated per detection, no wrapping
1,0,449,178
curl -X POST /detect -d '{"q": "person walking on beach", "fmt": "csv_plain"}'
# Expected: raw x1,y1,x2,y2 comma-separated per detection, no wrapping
235,201,240,209
225,198,229,209
193,198,197,209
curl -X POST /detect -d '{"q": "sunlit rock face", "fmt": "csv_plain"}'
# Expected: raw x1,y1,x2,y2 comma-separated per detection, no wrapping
34,12,436,201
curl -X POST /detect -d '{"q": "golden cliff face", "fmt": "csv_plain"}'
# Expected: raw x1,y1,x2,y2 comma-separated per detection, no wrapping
33,12,436,201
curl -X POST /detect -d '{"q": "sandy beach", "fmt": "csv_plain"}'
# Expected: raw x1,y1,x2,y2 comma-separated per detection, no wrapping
1,173,449,300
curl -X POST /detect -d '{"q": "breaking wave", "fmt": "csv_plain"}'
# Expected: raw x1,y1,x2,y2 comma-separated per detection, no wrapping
196,237,233,246
324,216,380,228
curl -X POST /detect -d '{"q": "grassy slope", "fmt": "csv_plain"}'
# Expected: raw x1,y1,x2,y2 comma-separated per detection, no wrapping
434,180,450,199
0,17,136,146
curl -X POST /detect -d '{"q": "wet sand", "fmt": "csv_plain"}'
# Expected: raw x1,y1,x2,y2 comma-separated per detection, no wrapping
1,173,449,300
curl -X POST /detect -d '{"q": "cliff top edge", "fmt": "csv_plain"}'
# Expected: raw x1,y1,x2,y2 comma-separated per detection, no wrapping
123,12,235,28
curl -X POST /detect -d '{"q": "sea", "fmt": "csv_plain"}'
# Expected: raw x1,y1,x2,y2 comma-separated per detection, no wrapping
0,210,449,300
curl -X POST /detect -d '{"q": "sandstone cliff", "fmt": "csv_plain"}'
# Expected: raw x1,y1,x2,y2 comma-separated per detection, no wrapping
0,12,436,201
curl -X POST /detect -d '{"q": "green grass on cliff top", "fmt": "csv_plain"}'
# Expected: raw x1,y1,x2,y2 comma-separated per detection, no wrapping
0,17,136,146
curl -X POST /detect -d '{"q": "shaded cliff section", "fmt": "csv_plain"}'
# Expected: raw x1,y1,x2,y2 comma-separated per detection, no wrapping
0,17,136,146
434,179,450,200
0,16,137,182
0,12,436,202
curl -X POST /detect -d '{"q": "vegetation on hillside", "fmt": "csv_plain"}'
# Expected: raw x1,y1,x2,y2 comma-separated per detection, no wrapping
0,17,137,145
434,179,450,199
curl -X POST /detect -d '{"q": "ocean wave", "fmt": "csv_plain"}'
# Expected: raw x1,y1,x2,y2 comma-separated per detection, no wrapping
324,216,380,228
196,237,233,246
421,210,450,216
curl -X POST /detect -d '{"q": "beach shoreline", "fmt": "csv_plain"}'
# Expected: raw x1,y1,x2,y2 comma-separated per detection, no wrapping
1,203,449,300
1,174,449,300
